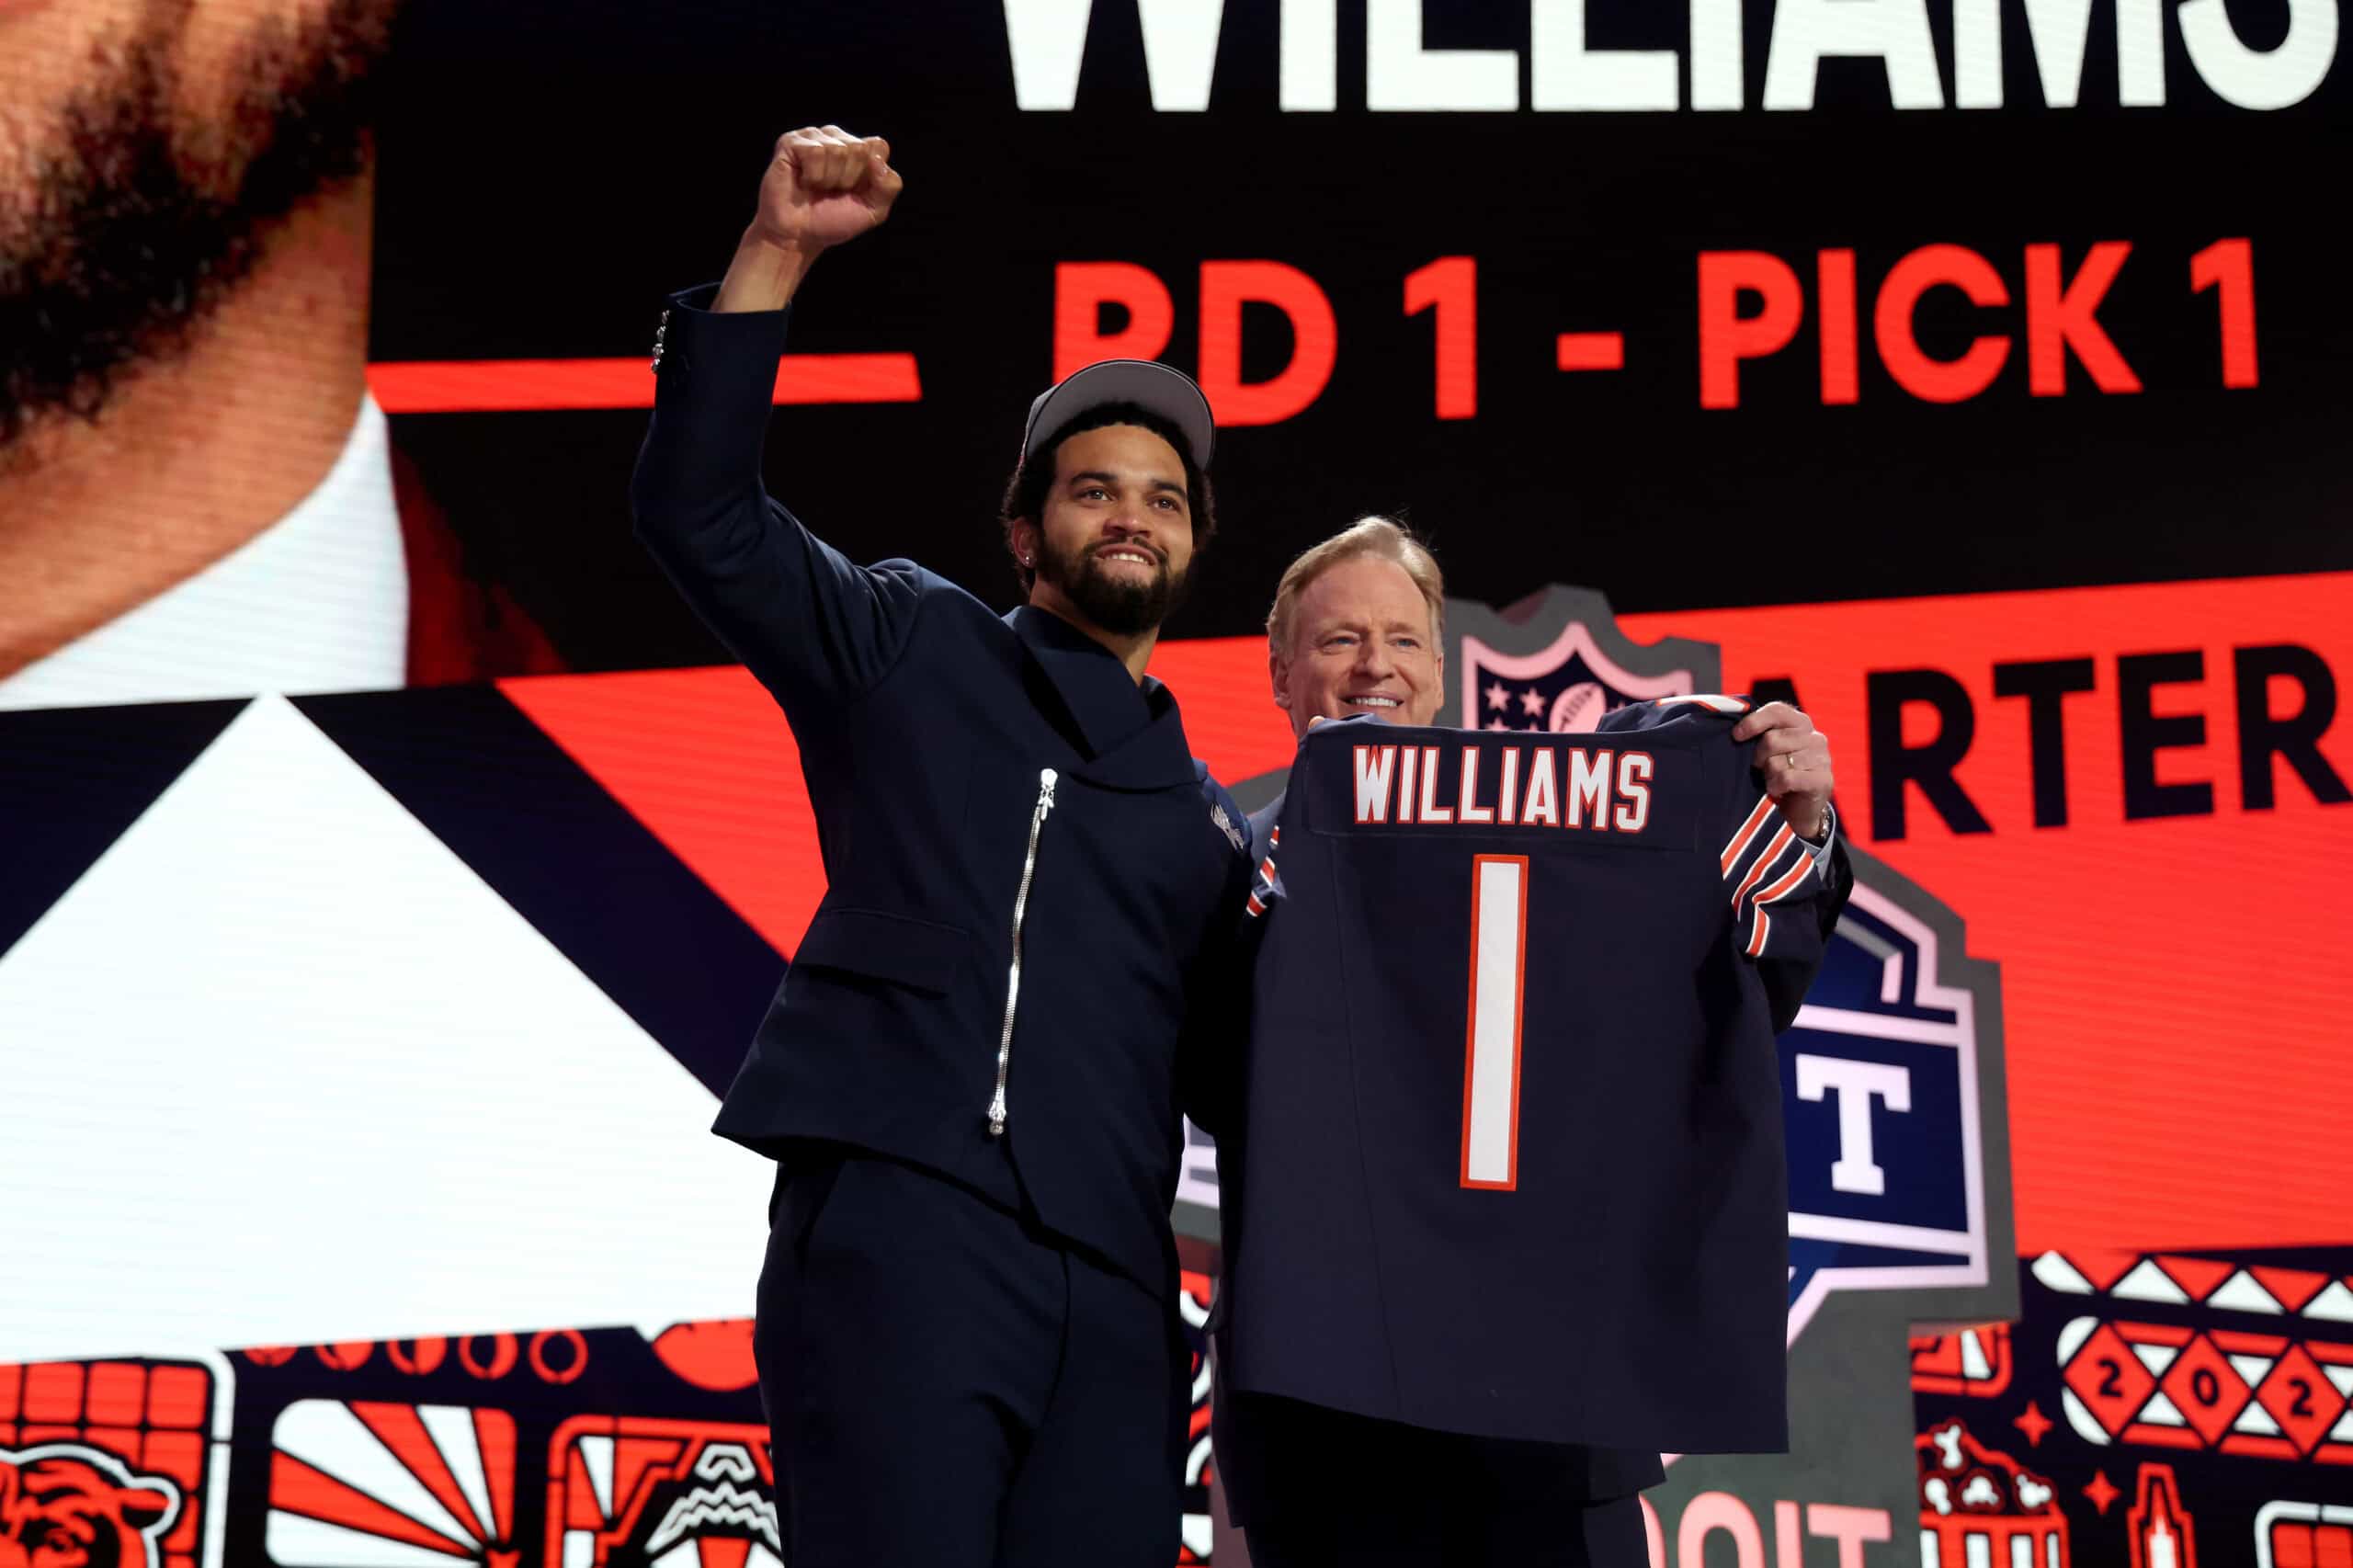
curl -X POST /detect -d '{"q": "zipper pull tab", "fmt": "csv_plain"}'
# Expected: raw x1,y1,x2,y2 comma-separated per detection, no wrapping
1038,767,1058,813
986,1086,1008,1139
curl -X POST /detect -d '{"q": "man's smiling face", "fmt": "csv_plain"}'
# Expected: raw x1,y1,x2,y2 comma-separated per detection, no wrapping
1026,422,1195,639
1273,552,1443,738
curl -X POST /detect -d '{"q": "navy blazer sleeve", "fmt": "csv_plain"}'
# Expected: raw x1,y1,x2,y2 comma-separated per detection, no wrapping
1763,834,1850,1032
630,287,923,722
1173,769,1257,1140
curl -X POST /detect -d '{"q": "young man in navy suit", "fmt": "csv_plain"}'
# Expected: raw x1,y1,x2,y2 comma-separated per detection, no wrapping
631,125,1254,1568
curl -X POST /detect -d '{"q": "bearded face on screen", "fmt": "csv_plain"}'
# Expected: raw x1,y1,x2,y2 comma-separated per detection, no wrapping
0,0,394,451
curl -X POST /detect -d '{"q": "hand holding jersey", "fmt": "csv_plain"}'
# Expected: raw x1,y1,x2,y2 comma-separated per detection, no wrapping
1214,518,1852,1568
1733,700,1836,842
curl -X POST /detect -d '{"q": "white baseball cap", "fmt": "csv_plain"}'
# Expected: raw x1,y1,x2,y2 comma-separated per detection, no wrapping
1020,358,1215,470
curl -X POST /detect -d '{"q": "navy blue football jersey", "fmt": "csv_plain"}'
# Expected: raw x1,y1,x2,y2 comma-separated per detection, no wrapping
1216,698,1827,1452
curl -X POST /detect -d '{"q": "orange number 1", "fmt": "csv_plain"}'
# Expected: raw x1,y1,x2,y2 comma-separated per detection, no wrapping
1461,855,1529,1190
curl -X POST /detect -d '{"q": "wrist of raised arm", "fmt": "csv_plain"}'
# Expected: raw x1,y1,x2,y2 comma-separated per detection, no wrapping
713,230,817,313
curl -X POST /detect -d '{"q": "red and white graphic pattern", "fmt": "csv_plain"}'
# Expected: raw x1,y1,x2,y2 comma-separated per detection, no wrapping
0,1442,183,1568
2126,1465,2198,1568
1917,1420,2070,1568
0,1355,232,1568
1179,1272,1216,1564
266,1401,519,1566
2055,1317,2353,1463
2034,1251,2353,1325
1912,1324,2016,1398
2255,1499,2353,1568
545,1415,779,1568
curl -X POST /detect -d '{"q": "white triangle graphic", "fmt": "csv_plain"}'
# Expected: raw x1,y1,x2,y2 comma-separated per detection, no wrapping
2235,1400,2284,1437
2032,1254,2096,1294
2132,1343,2180,1378
0,696,767,1362
2230,1355,2276,1390
2307,1281,2353,1324
2113,1260,2192,1304
272,1400,474,1550
579,1435,616,1518
2140,1391,2188,1426
1961,1331,1993,1381
2210,1271,2285,1314
2325,1364,2353,1400
418,1406,494,1544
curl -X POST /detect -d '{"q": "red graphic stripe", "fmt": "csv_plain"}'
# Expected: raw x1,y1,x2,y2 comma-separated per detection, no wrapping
1719,795,1777,875
270,1454,474,1556
475,1410,517,1542
349,1403,485,1545
367,355,923,413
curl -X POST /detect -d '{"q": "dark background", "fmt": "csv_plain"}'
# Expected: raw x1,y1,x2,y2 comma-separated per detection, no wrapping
371,0,2351,671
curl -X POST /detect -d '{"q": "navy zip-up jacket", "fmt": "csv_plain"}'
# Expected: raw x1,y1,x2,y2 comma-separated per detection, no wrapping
631,287,1253,1294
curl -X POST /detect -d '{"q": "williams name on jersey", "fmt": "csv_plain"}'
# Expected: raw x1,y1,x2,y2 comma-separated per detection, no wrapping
1215,698,1831,1454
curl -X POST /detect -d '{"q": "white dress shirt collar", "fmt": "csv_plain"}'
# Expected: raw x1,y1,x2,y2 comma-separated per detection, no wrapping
0,394,410,712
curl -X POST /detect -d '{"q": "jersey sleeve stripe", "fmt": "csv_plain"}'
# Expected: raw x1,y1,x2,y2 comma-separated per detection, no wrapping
1658,693,1753,715
1751,851,1817,911
1738,842,1817,958
1727,824,1796,912
1245,825,1283,918
1719,795,1779,876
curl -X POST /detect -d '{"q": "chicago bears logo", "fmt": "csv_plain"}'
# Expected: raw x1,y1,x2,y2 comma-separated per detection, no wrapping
0,1445,181,1568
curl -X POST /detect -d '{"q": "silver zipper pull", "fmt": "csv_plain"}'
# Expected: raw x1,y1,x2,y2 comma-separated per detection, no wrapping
989,767,1060,1138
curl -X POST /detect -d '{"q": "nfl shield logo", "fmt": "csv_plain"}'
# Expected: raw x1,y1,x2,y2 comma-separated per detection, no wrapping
1438,585,1710,732
1457,619,1695,732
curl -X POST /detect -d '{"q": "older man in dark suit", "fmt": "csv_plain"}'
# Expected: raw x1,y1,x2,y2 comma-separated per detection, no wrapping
1212,517,1852,1568
631,126,1252,1568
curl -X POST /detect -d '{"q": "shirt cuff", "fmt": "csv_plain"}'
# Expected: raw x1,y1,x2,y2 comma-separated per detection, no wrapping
1806,801,1838,875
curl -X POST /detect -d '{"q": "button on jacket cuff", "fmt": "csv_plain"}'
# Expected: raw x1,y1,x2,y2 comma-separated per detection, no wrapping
655,282,792,383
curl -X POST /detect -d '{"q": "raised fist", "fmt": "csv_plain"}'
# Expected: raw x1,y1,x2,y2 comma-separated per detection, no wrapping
747,124,904,256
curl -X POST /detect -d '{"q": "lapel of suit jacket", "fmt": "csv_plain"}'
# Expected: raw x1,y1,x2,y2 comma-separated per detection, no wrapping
1006,606,1199,790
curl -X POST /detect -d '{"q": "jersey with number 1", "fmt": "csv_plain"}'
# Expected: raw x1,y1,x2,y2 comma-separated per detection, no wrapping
1215,698,1825,1451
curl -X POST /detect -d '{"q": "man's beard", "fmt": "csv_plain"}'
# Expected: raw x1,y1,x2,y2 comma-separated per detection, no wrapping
1037,535,1188,638
0,0,393,451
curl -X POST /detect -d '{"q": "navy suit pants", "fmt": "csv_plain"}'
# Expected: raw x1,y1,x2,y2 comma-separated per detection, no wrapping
1224,1394,1651,1568
755,1152,1188,1568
